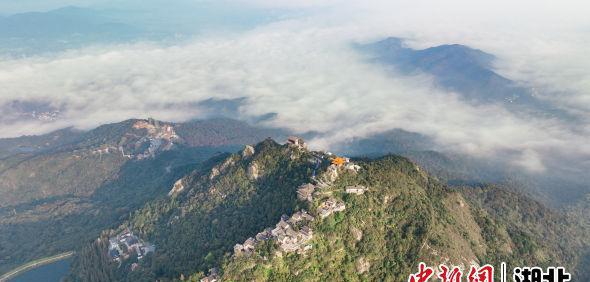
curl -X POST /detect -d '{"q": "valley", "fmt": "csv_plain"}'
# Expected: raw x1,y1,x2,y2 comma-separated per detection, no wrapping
0,118,285,275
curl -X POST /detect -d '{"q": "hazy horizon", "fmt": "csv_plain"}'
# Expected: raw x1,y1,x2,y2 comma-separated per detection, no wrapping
1,0,589,175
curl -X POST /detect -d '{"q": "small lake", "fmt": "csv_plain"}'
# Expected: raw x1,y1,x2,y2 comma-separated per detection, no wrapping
9,258,72,282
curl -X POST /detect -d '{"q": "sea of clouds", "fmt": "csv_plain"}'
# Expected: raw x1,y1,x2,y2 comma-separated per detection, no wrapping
0,0,589,174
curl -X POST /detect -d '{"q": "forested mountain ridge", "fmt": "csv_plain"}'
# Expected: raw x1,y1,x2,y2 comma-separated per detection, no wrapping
218,157,586,281
0,118,284,275
67,138,316,281
66,138,587,281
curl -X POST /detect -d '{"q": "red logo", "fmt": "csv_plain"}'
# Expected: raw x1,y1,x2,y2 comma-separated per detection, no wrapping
408,262,434,282
468,265,494,282
408,263,495,282
438,265,463,282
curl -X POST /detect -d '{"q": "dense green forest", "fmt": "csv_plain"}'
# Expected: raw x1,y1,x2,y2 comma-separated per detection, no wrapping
0,118,281,274
218,156,587,281
66,139,589,281
66,139,317,281
0,145,233,274
3,119,587,280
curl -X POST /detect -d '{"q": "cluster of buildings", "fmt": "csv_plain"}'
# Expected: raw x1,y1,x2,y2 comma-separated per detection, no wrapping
120,119,180,159
287,136,307,149
92,146,116,155
344,162,362,173
345,185,368,195
234,210,315,256
318,198,346,218
332,156,362,173
297,168,365,204
80,119,182,160
272,211,315,253
228,139,368,270
108,229,155,263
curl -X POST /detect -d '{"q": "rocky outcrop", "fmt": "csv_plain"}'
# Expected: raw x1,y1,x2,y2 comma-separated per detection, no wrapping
242,145,255,158
209,157,236,180
168,179,185,196
351,227,363,241
287,136,307,150
318,198,346,218
209,167,221,180
119,119,181,159
324,165,339,183
356,257,370,274
247,162,260,180
296,183,316,202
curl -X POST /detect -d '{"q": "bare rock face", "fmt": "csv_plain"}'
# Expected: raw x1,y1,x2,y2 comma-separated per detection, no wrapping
209,167,220,180
325,164,339,183
457,199,465,208
168,179,185,196
356,257,370,274
210,157,236,180
297,183,316,202
219,157,236,172
248,162,260,180
350,227,363,241
242,145,255,158
286,136,307,150
122,119,181,159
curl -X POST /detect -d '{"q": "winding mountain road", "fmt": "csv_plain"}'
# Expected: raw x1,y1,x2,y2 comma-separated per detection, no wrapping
0,251,74,282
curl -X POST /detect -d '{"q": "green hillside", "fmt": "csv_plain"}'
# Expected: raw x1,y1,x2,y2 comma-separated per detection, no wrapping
66,138,315,281
64,139,587,281
0,118,283,275
219,157,585,281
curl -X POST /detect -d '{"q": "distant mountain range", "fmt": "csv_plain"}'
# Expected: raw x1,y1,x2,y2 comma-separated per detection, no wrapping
0,4,279,55
0,6,142,54
360,38,569,118
0,7,139,39
335,127,590,207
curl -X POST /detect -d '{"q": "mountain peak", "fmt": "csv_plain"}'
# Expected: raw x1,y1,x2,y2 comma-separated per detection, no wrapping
417,43,495,69
369,37,495,69
63,136,584,281
360,37,561,110
373,37,404,48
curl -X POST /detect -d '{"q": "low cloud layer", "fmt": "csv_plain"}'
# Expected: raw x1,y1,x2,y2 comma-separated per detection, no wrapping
1,0,589,175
